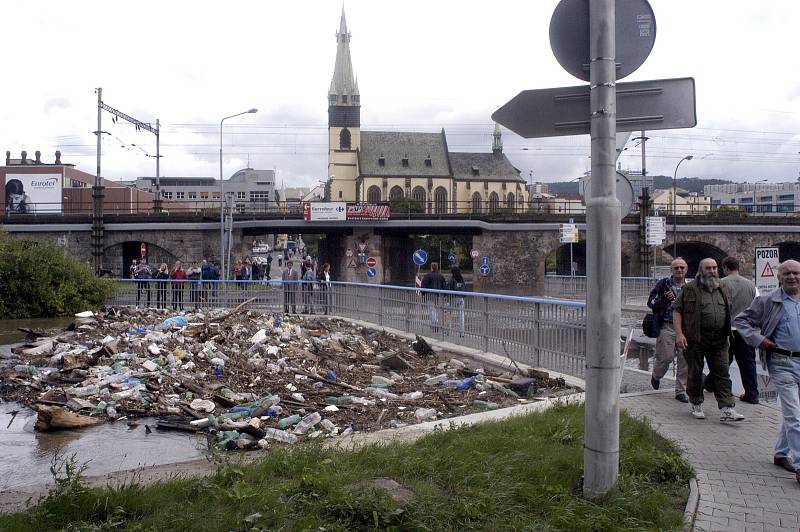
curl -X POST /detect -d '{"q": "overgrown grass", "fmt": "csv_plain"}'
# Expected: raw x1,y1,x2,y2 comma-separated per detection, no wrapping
2,404,692,531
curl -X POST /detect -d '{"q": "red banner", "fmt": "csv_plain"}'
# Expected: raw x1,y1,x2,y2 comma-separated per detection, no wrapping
347,203,390,220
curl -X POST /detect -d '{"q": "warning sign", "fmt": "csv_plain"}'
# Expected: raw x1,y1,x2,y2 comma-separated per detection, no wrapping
754,246,779,293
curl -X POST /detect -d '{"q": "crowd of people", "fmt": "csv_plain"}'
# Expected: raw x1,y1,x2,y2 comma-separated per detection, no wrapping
648,255,800,485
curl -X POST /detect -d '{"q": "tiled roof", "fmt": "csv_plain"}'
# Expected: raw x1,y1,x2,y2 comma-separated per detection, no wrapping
359,131,451,177
449,152,524,182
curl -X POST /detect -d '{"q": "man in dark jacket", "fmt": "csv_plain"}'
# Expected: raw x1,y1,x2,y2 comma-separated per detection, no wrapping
421,262,447,332
648,258,689,402
674,257,744,422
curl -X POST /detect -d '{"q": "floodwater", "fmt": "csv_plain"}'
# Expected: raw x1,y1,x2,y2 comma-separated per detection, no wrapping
0,317,207,490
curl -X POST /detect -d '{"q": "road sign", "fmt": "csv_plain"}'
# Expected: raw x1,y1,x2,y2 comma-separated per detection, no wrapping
579,171,635,216
480,256,490,267
755,247,780,292
366,267,377,278
366,256,377,268
550,0,656,82
479,265,490,276
492,77,696,139
560,223,579,244
345,248,353,258
413,249,428,266
448,252,457,264
470,249,479,259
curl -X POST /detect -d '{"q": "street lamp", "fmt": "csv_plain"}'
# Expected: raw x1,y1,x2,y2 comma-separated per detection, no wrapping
219,108,257,280
672,155,693,257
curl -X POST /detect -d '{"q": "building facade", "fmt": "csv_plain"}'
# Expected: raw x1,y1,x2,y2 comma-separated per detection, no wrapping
705,181,800,214
326,11,528,213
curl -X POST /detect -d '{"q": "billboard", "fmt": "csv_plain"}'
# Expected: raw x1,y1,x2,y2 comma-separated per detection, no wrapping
5,173,63,214
347,203,390,220
303,202,346,221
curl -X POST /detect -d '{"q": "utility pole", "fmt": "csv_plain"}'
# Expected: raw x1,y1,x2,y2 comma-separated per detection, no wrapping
92,88,105,272
635,130,651,275
583,0,621,498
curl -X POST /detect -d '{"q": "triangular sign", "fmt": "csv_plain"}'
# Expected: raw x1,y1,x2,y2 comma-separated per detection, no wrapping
761,262,776,278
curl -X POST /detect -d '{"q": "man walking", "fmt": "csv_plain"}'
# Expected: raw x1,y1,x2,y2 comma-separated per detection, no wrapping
282,260,299,313
674,257,745,422
421,262,447,332
134,260,152,307
716,256,759,403
648,258,689,402
735,259,800,482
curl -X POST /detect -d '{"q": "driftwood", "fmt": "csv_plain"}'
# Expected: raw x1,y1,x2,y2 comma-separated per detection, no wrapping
297,369,363,392
211,297,257,324
34,405,100,432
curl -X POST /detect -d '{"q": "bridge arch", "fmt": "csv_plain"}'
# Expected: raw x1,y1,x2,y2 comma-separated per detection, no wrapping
777,241,800,262
664,240,727,277
105,240,177,278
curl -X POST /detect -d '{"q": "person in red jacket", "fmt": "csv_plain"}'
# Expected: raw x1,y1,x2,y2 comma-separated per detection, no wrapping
169,260,187,310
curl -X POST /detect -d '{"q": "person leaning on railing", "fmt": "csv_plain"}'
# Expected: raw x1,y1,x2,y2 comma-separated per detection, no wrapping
318,262,332,315
154,263,169,309
170,261,187,311
421,262,447,333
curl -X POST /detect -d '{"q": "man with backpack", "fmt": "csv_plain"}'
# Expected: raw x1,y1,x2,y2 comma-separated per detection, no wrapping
647,257,689,403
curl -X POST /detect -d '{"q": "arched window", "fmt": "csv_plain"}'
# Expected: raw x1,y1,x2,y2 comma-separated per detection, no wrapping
339,128,351,150
411,186,426,202
507,192,515,211
489,191,500,213
389,185,404,201
471,192,482,214
518,194,525,209
434,186,448,214
367,185,381,203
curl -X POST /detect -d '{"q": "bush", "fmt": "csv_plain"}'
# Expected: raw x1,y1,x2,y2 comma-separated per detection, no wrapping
0,232,114,319
390,197,425,214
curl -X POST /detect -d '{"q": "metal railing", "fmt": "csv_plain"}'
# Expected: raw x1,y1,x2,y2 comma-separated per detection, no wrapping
111,279,588,379
543,275,655,308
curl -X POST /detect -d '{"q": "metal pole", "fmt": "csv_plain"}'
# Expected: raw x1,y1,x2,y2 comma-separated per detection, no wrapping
154,119,161,212
672,155,693,258
220,119,226,280
584,0,620,499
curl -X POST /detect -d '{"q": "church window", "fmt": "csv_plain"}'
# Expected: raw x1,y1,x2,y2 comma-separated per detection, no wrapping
489,191,500,212
389,186,404,201
434,187,448,214
329,95,336,105
341,95,348,104
507,192,515,210
367,185,381,203
340,128,351,150
412,186,425,202
352,95,360,103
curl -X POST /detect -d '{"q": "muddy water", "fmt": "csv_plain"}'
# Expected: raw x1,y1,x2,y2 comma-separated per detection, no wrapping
0,317,75,346
0,402,207,490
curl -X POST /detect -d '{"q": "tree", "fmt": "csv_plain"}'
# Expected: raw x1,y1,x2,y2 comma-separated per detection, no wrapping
0,232,114,319
390,197,425,215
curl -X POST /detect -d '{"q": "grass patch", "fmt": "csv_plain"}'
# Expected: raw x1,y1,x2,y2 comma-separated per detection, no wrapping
2,404,692,531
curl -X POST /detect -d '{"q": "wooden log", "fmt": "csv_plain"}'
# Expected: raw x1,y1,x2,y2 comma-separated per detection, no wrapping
34,405,100,432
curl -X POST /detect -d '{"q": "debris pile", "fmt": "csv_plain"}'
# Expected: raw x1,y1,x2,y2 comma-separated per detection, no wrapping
0,307,573,450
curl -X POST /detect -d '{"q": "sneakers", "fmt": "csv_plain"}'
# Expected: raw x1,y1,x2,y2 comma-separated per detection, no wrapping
650,376,660,390
675,392,689,403
774,455,796,473
739,394,760,405
690,404,706,419
720,406,745,422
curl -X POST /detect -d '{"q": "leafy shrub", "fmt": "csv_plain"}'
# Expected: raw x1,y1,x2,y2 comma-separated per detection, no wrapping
0,232,114,319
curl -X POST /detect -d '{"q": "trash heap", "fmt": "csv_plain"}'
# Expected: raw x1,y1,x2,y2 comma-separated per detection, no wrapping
0,307,573,451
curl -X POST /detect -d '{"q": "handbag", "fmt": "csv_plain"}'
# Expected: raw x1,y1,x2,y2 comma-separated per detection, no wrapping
642,312,660,338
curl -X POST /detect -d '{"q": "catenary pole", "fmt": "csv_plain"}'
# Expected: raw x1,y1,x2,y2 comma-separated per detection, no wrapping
583,0,621,498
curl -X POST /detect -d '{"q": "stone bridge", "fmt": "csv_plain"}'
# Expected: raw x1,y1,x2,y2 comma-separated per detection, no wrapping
4,218,800,293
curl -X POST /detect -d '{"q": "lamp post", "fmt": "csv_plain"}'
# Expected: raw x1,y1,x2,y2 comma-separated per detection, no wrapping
672,155,693,257
219,108,257,279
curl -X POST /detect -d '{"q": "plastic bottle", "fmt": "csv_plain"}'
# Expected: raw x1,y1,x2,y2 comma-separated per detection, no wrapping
293,412,322,434
473,400,499,410
401,391,423,400
262,428,298,444
325,396,353,406
326,369,337,381
456,377,474,390
319,419,336,432
424,374,448,386
414,408,437,422
371,375,393,386
69,384,100,397
14,365,38,376
366,387,399,400
277,414,301,429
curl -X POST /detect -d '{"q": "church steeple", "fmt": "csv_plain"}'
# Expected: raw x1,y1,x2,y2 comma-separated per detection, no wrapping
329,9,360,107
492,123,503,157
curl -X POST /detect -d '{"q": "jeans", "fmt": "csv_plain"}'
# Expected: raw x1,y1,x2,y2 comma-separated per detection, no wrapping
730,330,759,399
767,353,800,463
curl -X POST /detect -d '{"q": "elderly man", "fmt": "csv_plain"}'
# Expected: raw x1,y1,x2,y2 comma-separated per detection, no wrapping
674,258,745,421
282,260,299,313
735,260,800,482
648,257,689,402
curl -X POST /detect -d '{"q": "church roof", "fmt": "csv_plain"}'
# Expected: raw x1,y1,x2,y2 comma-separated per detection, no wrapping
359,131,451,177
449,152,525,182
329,9,359,98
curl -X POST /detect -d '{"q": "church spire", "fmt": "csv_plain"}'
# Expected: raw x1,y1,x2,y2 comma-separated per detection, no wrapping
492,123,503,157
329,8,359,104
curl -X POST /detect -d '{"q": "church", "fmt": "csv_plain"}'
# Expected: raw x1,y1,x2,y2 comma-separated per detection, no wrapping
326,11,528,214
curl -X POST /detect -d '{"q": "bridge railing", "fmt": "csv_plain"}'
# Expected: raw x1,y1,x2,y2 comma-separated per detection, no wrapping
110,279,588,379
543,275,655,308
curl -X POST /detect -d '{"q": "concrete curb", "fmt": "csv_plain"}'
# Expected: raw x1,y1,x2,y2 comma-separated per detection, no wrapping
683,477,699,531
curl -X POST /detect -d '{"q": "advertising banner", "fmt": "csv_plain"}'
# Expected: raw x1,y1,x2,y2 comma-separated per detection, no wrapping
347,203,390,220
5,173,63,214
303,202,346,221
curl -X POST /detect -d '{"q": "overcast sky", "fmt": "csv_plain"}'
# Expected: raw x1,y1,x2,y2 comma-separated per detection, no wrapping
2,0,799,187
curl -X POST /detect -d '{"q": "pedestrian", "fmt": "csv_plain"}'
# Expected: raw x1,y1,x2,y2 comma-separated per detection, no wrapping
252,259,261,281
129,259,138,280
648,258,690,402
266,254,273,280
705,256,759,403
201,259,213,303
233,259,245,290
170,260,187,310
302,260,315,314
673,257,745,421
735,259,800,482
421,262,447,332
282,260,299,313
187,262,202,308
155,263,169,308
318,262,332,315
447,266,466,337
134,260,152,307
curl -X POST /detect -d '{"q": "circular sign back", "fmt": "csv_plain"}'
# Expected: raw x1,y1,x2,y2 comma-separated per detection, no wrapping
549,0,656,82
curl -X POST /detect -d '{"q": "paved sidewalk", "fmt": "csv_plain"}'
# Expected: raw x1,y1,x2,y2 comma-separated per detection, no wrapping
621,391,800,532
